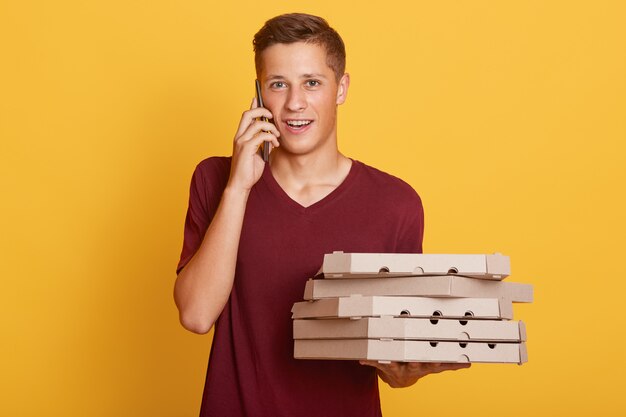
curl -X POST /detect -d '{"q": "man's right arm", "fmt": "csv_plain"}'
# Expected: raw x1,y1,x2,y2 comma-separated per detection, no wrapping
173,102,279,334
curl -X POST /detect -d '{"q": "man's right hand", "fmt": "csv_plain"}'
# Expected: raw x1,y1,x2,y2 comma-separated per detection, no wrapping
228,98,280,193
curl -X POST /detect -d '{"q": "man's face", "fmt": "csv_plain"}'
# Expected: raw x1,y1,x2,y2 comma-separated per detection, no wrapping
258,42,349,157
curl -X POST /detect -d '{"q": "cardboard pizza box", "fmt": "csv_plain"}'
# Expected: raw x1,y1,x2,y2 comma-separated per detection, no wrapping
294,339,527,364
303,276,533,302
293,317,526,342
319,252,510,280
291,295,514,320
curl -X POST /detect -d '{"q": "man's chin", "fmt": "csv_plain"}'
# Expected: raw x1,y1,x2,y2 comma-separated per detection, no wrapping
276,132,336,158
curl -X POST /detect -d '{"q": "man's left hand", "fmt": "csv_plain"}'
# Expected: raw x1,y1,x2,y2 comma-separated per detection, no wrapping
359,360,471,388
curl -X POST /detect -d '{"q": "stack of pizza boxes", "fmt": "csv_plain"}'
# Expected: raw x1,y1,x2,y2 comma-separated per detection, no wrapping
291,252,532,364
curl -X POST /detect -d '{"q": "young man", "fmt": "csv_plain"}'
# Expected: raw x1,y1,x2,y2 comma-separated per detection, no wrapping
174,13,469,417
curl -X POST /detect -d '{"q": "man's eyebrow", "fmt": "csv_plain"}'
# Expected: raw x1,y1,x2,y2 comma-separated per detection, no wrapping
302,73,328,79
265,73,329,81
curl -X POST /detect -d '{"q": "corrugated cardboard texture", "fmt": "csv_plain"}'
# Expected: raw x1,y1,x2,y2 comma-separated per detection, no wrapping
303,276,533,302
291,296,513,320
294,339,527,364
293,317,526,342
321,252,510,280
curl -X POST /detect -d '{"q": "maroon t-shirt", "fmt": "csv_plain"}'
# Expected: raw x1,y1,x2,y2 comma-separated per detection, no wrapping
178,157,424,417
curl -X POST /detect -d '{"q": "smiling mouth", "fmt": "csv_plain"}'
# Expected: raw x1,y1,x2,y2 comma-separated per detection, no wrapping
285,120,313,130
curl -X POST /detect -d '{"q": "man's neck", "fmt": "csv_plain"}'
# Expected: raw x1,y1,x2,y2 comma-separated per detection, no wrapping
269,147,352,208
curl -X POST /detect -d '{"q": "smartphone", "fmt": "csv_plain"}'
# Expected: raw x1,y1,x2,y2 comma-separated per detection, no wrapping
255,79,271,162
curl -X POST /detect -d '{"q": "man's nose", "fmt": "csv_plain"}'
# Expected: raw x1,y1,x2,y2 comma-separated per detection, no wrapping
285,87,307,112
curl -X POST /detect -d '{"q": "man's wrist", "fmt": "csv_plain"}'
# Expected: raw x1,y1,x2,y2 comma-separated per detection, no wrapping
223,184,251,201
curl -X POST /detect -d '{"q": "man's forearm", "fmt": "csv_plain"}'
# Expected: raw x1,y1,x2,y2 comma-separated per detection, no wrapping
174,186,249,334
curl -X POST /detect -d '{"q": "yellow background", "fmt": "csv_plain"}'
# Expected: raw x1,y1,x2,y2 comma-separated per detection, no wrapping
1,0,625,415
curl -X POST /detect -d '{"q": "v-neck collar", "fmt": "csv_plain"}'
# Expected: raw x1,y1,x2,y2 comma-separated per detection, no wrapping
261,159,361,215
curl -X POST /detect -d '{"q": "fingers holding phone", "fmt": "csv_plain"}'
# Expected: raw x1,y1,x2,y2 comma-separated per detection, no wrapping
233,99,277,139
228,97,280,193
234,101,280,152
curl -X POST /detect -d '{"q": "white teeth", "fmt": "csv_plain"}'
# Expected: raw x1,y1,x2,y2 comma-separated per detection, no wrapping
287,120,312,127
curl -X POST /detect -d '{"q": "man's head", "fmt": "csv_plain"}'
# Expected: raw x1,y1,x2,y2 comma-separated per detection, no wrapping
253,14,350,157
253,13,346,82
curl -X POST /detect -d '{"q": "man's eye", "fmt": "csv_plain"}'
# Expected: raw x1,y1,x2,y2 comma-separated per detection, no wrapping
306,80,320,87
271,82,286,88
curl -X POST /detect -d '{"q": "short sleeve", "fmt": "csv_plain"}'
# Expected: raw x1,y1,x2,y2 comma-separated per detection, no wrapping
396,191,425,254
176,157,231,274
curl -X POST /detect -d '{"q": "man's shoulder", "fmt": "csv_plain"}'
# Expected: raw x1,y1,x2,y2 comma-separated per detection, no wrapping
352,159,421,202
195,156,232,176
189,156,232,197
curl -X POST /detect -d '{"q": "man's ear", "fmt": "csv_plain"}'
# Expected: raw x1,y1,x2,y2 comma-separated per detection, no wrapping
336,73,350,105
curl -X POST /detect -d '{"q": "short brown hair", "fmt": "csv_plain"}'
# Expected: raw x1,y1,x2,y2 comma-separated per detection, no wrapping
253,13,346,82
